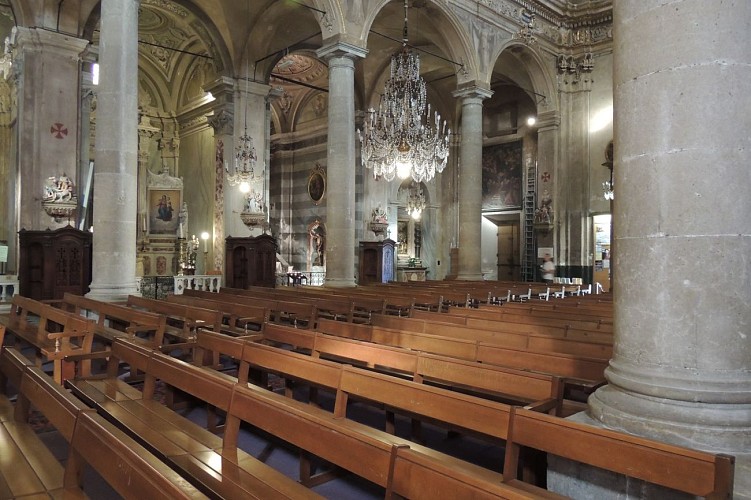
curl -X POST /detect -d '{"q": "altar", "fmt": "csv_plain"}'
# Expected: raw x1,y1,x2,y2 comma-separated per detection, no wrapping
397,266,427,282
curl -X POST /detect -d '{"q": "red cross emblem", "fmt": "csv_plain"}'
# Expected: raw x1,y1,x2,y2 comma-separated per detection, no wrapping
50,123,68,139
541,171,551,182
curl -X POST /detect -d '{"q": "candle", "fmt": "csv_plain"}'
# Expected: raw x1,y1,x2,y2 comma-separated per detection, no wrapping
179,222,184,238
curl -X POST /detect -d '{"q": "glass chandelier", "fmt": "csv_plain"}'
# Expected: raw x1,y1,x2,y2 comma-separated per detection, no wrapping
226,128,257,194
358,0,450,183
407,183,426,220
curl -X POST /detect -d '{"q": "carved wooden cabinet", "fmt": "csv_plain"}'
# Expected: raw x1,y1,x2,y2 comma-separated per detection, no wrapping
225,234,277,289
18,226,92,300
358,239,395,285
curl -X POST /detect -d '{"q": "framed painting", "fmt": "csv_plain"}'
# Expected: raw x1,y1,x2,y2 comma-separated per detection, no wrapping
148,188,181,236
308,163,326,205
482,140,523,210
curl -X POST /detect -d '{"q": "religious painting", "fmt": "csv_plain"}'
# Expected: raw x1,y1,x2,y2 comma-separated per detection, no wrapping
308,164,326,205
148,188,181,235
482,141,523,210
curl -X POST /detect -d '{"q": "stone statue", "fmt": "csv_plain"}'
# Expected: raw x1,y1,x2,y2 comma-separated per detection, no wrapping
43,173,75,203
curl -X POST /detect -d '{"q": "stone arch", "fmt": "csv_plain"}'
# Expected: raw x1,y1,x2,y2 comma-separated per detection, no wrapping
489,41,559,116
357,0,479,122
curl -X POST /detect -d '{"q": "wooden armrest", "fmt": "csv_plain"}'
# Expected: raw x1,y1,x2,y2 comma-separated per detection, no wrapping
523,397,560,414
65,351,111,362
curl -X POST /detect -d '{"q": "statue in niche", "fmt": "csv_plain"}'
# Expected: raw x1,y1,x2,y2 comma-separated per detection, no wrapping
308,220,325,267
177,201,188,237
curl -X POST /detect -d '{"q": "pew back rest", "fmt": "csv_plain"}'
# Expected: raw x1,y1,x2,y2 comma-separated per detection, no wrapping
126,295,221,327
337,365,511,441
241,341,342,389
7,295,93,346
503,407,735,499
416,353,562,406
68,410,207,499
17,363,89,441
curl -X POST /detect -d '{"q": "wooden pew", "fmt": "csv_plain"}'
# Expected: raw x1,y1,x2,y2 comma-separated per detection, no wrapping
69,338,537,499
260,322,564,414
0,347,205,499
0,295,95,383
503,406,735,499
125,294,223,340
167,292,270,335
368,314,612,358
66,339,324,499
185,288,317,328
313,318,607,408
55,292,168,348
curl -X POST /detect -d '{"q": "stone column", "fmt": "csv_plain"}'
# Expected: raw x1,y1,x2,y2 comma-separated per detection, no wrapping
589,0,751,460
12,27,88,231
206,77,235,274
453,86,492,281
87,0,139,301
316,42,367,288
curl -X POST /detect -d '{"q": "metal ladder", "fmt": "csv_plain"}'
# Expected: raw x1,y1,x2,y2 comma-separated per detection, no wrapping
521,160,537,281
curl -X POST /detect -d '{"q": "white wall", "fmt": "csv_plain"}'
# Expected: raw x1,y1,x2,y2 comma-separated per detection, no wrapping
481,216,498,280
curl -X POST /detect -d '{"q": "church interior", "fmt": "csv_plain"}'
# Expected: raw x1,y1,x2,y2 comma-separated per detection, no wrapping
0,0,748,498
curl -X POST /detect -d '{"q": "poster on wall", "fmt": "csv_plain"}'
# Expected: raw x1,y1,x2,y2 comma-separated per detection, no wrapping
482,140,523,210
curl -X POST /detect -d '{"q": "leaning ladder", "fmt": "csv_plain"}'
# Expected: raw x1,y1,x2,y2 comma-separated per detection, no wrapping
521,160,537,281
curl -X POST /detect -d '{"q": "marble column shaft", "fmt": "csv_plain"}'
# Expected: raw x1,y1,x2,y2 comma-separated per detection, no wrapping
454,87,492,281
316,43,367,288
589,0,751,453
87,0,139,300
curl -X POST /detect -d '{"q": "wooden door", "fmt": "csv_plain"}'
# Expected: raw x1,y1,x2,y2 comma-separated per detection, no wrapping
497,222,520,281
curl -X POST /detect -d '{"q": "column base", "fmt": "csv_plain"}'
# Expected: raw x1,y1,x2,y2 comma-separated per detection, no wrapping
86,282,139,303
589,384,751,454
323,278,357,288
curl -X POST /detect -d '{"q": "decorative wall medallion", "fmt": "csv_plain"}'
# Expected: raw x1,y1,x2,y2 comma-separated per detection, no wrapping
308,163,326,205
50,122,68,139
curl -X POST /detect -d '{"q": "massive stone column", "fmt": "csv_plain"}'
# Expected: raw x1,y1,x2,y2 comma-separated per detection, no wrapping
12,28,88,231
87,0,139,301
589,0,750,475
206,77,235,274
453,86,492,281
316,42,367,288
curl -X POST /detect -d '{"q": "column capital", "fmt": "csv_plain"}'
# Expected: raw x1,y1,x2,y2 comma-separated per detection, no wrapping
238,80,273,98
204,76,235,102
13,26,89,60
207,108,234,136
316,41,368,62
452,84,493,102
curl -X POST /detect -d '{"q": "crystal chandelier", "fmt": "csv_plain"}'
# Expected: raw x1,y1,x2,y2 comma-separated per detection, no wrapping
358,0,450,183
406,183,426,220
226,129,257,194
602,140,614,200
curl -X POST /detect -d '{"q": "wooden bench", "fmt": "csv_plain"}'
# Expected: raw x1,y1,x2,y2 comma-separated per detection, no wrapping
125,294,223,340
368,314,613,359
55,292,169,348
167,293,270,335
260,322,564,414
186,288,318,328
503,406,735,499
0,295,95,383
68,338,537,499
0,346,205,499
66,339,324,499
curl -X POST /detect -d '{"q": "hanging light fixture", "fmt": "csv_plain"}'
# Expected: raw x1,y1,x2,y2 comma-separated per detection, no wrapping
406,182,426,220
358,0,450,183
602,139,614,200
227,0,258,194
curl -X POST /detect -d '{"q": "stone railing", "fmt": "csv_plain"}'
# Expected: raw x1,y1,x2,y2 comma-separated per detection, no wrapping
0,274,18,305
276,271,326,287
173,275,222,295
